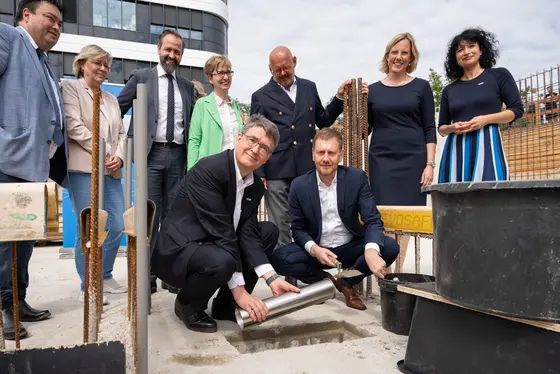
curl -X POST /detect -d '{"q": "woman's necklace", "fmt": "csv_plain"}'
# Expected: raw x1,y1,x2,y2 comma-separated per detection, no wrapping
385,75,410,87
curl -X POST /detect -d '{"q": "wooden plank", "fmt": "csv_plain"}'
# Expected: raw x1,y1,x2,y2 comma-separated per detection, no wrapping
398,282,560,333
378,206,433,234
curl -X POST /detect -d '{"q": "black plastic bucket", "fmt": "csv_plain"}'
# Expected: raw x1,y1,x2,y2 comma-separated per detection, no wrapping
379,273,435,336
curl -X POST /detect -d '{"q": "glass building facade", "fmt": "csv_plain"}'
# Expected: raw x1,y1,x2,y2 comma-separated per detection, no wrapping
0,0,228,89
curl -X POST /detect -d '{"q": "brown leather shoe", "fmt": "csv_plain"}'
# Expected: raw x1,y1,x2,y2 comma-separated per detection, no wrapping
326,273,343,292
341,284,367,310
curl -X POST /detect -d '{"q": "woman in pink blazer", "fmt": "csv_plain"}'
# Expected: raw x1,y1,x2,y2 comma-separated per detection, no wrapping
61,44,127,304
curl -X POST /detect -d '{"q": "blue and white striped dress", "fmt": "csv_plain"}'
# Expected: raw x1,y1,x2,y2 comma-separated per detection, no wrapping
438,68,524,183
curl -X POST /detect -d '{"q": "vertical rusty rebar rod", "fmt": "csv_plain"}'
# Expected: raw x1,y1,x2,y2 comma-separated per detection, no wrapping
343,86,350,165
357,78,363,170
11,242,19,349
88,88,101,343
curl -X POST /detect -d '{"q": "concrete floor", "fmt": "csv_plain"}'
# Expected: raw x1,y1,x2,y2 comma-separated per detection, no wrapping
7,239,434,373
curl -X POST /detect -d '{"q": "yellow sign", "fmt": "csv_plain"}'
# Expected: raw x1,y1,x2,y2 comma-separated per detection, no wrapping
378,206,433,234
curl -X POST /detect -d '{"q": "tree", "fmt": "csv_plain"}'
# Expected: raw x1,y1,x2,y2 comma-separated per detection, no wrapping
519,86,531,101
236,99,251,117
428,68,444,111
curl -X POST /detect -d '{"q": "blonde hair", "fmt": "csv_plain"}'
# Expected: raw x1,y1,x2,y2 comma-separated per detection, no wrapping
204,55,232,79
72,44,113,78
380,33,419,74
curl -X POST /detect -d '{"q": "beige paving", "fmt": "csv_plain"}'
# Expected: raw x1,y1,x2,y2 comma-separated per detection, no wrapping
8,242,434,373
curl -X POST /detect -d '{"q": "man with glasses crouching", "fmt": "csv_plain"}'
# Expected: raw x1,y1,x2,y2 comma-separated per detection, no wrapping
151,115,300,333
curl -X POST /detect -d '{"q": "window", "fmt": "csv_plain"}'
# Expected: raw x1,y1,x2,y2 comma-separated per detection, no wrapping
0,0,13,15
177,28,189,39
108,59,123,83
62,0,78,23
190,30,203,41
93,0,108,28
150,24,203,45
150,24,164,35
93,0,136,31
122,0,136,31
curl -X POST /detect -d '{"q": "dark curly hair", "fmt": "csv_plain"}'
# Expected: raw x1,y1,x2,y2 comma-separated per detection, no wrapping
444,28,499,81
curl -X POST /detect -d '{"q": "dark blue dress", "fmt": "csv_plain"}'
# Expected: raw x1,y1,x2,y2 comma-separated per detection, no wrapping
438,68,524,183
367,78,436,206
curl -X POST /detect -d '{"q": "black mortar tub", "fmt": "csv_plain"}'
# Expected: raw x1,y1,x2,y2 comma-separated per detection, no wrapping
423,180,560,322
379,273,435,336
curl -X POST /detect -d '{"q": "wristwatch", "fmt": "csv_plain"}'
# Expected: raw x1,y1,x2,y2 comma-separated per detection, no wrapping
426,162,436,167
265,273,281,286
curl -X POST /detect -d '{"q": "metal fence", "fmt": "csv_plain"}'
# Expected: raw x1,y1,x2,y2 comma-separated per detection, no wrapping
501,65,560,180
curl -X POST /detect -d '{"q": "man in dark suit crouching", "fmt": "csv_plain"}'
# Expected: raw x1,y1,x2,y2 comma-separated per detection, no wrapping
152,115,299,333
269,128,400,310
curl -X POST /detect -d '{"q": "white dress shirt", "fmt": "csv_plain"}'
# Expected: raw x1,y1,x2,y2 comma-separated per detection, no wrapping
215,94,239,151
304,171,380,254
227,159,275,289
19,26,63,159
277,78,297,103
155,64,184,144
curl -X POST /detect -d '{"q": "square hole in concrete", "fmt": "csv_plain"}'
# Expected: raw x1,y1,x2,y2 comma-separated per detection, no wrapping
225,321,370,354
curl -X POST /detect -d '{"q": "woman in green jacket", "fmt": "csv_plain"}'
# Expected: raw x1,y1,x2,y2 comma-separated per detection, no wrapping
187,55,243,169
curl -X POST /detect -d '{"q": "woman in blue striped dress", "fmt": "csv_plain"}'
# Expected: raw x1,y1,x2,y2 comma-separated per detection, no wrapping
438,28,524,183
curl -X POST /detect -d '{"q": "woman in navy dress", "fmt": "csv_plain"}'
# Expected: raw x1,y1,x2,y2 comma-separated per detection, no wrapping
438,28,524,182
367,33,437,270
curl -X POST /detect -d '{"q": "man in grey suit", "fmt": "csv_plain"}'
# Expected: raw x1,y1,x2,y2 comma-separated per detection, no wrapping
118,30,195,294
0,0,66,340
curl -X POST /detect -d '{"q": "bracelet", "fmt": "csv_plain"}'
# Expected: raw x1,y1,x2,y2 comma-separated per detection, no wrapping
265,273,281,286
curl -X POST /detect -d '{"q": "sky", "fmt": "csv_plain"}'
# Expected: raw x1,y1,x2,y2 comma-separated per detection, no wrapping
226,0,560,104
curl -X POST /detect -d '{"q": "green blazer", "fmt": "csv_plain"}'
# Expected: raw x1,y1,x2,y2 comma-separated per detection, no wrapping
187,92,244,170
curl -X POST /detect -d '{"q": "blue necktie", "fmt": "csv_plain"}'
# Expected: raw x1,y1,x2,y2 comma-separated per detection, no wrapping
37,49,63,146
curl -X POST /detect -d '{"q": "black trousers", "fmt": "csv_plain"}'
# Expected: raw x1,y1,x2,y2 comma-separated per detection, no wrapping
179,221,279,312
148,144,186,284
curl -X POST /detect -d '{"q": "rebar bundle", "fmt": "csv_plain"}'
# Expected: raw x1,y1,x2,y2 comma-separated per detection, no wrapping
342,78,369,173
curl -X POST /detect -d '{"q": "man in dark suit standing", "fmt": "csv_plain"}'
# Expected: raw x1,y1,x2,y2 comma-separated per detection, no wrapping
118,30,195,294
250,46,350,253
269,128,400,310
0,0,67,339
151,115,300,333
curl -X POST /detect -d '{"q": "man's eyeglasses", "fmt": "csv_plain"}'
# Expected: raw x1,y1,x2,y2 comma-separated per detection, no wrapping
211,71,234,78
242,134,272,156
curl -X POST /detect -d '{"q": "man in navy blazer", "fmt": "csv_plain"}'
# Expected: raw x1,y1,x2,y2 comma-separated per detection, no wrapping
118,29,195,294
250,46,350,252
0,0,67,340
269,128,400,310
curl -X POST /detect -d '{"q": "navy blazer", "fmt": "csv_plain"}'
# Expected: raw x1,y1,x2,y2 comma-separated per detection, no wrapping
151,150,269,287
250,77,343,180
289,166,386,249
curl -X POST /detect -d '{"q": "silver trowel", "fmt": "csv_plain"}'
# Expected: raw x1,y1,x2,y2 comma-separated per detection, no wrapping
332,258,364,278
